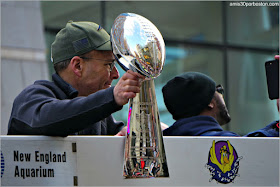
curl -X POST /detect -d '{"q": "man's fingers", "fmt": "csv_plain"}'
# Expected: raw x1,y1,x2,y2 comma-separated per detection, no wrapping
125,70,146,80
122,79,141,87
113,70,146,106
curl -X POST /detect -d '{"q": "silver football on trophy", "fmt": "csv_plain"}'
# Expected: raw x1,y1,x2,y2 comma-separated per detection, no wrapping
111,13,165,79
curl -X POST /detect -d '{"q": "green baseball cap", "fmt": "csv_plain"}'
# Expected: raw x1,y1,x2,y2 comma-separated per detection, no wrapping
51,20,111,64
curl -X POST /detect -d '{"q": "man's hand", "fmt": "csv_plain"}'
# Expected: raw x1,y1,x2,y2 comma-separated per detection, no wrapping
115,126,127,136
114,70,145,106
160,122,169,130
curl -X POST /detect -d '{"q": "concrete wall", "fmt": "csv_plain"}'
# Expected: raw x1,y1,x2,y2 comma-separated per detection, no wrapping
1,1,48,134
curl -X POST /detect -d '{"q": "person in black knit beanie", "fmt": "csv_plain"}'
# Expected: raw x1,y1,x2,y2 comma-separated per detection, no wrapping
162,72,238,136
162,71,279,137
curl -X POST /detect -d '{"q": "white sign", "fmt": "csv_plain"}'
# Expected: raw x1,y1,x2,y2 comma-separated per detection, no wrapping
1,136,279,186
1,139,77,186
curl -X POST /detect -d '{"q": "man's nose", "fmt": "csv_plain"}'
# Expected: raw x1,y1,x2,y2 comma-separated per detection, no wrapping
110,66,119,79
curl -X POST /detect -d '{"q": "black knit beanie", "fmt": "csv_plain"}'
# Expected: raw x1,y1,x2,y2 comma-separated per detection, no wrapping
162,72,216,120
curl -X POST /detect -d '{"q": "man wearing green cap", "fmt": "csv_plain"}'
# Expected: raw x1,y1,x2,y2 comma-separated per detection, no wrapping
7,21,145,136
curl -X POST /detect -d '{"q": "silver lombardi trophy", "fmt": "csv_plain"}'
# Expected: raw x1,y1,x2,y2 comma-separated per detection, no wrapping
111,13,169,178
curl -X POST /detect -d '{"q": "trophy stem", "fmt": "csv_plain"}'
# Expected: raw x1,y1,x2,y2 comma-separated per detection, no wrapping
123,79,169,178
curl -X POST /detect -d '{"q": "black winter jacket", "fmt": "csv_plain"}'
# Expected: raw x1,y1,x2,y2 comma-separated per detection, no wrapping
163,116,240,136
7,74,124,136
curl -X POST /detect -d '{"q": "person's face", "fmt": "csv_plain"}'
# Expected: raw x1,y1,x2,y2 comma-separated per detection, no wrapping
214,89,231,125
79,50,119,96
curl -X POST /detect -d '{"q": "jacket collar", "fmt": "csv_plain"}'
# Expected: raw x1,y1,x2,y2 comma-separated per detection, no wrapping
163,115,223,136
52,73,78,99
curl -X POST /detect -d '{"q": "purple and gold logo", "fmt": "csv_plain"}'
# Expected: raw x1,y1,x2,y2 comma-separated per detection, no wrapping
206,140,242,184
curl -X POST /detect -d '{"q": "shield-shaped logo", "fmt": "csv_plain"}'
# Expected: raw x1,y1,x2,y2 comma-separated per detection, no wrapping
206,140,242,184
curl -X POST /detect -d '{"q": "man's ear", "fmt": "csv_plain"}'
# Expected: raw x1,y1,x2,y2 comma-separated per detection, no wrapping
70,56,83,77
208,97,215,109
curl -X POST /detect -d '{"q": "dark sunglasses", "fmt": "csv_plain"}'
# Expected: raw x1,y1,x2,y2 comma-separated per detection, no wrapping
216,84,224,95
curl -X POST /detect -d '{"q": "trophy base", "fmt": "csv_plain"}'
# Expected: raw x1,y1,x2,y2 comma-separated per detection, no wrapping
123,79,169,179
124,169,169,179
